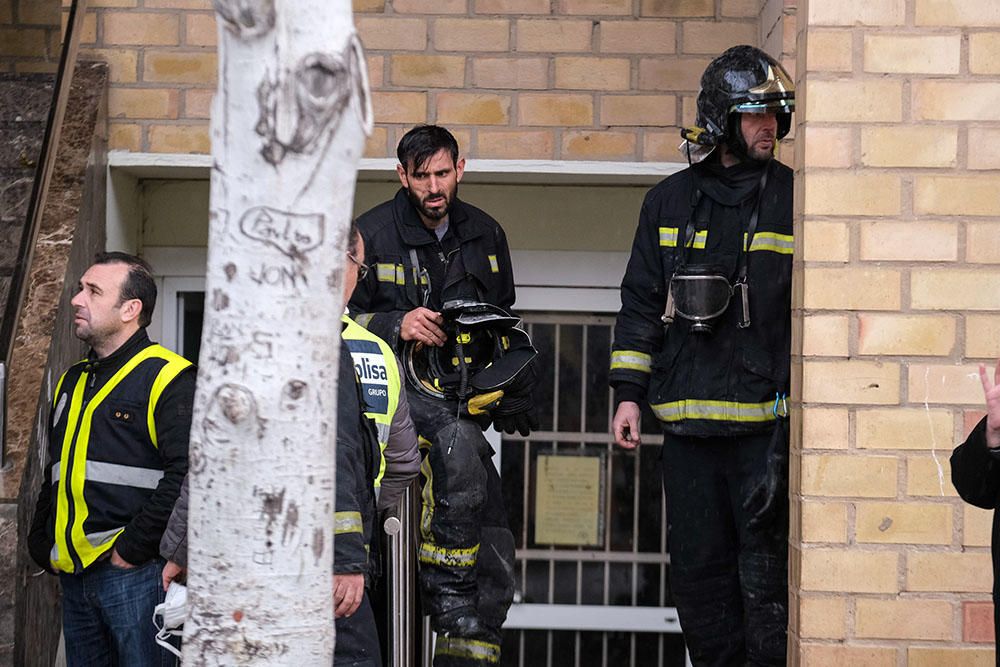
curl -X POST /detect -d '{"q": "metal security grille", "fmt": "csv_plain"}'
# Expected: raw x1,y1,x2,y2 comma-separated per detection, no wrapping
500,313,687,667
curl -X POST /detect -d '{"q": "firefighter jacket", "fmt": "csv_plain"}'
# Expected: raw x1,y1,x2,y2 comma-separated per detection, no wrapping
341,314,419,512
335,338,382,577
611,157,793,437
28,329,195,573
348,188,516,357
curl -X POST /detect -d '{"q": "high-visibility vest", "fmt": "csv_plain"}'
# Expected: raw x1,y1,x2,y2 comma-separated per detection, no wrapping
48,345,191,573
341,315,402,491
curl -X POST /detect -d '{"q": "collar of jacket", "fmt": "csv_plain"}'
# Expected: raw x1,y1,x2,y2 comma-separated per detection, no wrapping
82,328,152,378
390,188,486,247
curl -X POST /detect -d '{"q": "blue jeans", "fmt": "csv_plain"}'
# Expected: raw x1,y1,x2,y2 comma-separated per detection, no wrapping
60,557,174,667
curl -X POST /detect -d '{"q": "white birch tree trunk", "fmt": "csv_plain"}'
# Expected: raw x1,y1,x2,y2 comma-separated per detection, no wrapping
183,1,372,663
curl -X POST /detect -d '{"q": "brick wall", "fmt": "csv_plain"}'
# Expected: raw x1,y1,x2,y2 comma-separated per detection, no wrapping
792,0,1000,664
0,0,61,73
73,0,765,160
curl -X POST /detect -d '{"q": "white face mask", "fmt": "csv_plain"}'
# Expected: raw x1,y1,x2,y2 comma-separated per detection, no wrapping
153,581,187,658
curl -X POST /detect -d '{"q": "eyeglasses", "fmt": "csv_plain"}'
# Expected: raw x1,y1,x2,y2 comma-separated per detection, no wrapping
347,252,369,281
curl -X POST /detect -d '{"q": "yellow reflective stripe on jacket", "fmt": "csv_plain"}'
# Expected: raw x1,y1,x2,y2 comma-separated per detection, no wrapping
146,348,193,448
487,254,499,273
651,398,777,424
659,227,707,249
52,372,88,572
334,511,364,535
418,542,479,567
611,350,652,374
744,231,794,255
375,263,397,283
435,636,501,664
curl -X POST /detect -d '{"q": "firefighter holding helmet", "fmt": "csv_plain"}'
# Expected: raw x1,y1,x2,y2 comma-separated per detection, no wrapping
610,46,795,665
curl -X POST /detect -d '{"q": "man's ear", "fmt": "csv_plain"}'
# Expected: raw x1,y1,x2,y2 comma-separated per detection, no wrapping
396,163,409,189
455,157,465,183
120,299,143,325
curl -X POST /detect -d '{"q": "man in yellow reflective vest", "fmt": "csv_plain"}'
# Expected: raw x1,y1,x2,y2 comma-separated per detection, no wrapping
28,252,195,666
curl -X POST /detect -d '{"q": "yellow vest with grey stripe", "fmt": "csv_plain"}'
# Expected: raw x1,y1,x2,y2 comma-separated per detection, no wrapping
341,315,402,492
46,345,191,573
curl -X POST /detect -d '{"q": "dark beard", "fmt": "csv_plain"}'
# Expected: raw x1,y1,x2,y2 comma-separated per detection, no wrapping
406,185,457,222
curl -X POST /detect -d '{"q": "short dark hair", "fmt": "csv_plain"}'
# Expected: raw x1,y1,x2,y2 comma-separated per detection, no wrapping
397,125,459,174
348,219,361,256
93,251,157,328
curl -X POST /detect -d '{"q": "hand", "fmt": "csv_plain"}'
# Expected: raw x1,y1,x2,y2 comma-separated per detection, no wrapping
110,548,135,569
613,402,642,449
162,560,186,591
980,360,1000,449
333,573,365,619
400,308,446,347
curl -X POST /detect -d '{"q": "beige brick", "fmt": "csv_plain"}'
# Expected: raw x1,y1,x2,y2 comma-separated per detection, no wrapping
803,359,901,407
477,129,555,159
14,61,59,74
916,175,1000,216
809,0,905,25
856,598,953,640
518,93,592,126
909,648,995,667
722,0,760,18
78,11,97,43
967,223,1000,264
857,408,955,451
801,501,848,543
143,0,211,7
354,0,386,12
968,315,1000,358
908,363,989,406
858,314,956,357
108,123,140,152
363,126,388,158
859,221,958,262
907,456,957,497
148,124,210,154
561,130,636,160
371,91,426,123
969,128,1000,170
600,95,674,126
475,0,550,13
806,80,903,122
801,454,898,497
640,0,714,17
802,315,849,357
392,0,466,13
802,408,850,450
434,18,509,51
0,27,47,57
800,548,898,592
964,506,993,547
79,47,138,83
599,20,676,54
864,33,960,74
681,21,757,55
856,501,952,544
366,55,384,88
642,131,681,161
803,267,901,310
860,125,957,168
560,0,631,14
0,0,11,23
800,645,896,667
970,33,1000,74
909,552,992,592
914,81,1000,121
801,220,848,262
184,88,213,119
517,19,592,52
18,0,60,24
472,58,547,89
108,87,178,119
913,269,1000,311
436,93,510,125
555,57,629,90
355,17,426,51
916,0,1000,26
88,0,139,6
799,596,847,639
390,55,465,88
638,57,710,91
143,51,216,84
802,126,852,168
103,11,178,46
185,12,216,47
803,172,901,216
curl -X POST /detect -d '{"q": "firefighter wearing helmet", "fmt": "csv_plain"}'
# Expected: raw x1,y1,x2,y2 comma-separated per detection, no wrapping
610,45,795,665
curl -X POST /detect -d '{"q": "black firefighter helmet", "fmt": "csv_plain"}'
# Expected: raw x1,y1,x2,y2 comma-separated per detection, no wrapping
681,45,795,155
404,300,537,411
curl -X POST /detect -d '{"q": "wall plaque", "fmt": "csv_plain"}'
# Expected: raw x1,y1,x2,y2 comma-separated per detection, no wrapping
534,453,605,546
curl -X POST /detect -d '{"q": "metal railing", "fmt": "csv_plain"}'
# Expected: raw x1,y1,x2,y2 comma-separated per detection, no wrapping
382,483,421,666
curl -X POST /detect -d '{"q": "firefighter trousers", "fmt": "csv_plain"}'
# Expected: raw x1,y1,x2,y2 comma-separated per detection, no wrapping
661,431,788,667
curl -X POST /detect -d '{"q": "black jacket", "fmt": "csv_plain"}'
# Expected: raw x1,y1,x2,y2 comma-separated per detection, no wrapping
611,157,793,437
950,417,1000,657
29,329,195,571
349,188,516,356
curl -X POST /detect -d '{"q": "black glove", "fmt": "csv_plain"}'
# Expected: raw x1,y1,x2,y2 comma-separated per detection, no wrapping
743,417,789,531
492,408,538,437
